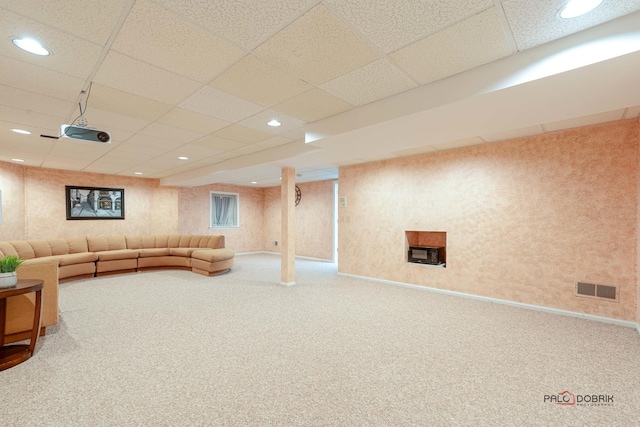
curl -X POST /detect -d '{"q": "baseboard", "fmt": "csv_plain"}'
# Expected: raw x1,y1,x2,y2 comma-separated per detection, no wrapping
338,272,638,330
237,251,333,262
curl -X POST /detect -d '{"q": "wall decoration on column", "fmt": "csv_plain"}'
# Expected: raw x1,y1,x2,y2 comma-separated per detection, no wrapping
295,185,301,206
66,186,125,220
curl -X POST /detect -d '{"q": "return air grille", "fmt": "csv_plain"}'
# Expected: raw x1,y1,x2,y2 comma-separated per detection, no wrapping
576,282,618,301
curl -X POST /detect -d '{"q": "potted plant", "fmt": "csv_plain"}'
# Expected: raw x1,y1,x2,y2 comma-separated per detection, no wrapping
0,255,24,288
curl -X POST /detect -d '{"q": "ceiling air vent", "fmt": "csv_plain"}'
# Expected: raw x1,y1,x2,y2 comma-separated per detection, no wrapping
576,281,618,302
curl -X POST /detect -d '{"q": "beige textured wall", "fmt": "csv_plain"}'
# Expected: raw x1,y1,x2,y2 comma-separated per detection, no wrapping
178,184,264,253
0,161,26,241
339,119,638,321
0,162,178,240
637,118,640,327
263,179,335,260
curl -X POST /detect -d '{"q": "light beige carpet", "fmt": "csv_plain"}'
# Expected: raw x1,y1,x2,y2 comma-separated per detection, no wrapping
1,254,639,426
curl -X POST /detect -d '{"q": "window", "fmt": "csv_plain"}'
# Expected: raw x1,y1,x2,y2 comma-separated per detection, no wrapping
210,191,239,228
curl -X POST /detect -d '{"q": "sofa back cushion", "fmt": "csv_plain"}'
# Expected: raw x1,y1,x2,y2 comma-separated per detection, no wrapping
48,239,71,256
67,237,89,254
0,242,19,258
28,240,54,258
87,236,126,252
9,241,36,259
205,235,224,249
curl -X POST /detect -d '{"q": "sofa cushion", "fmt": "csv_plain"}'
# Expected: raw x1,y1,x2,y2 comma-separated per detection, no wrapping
138,248,170,257
95,249,138,261
29,240,54,257
48,238,70,256
191,248,234,263
68,237,89,254
0,242,19,257
169,248,195,257
87,236,127,252
57,252,98,266
9,241,36,259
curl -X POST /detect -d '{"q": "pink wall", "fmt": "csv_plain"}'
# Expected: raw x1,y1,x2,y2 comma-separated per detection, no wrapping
0,161,26,240
338,119,638,321
0,162,179,240
263,180,335,260
178,184,265,253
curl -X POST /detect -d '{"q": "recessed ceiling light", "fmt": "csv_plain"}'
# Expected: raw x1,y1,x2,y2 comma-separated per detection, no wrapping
267,119,281,127
251,181,257,184
11,128,31,135
178,156,189,160
12,37,50,56
11,158,25,162
558,0,603,19
134,172,143,175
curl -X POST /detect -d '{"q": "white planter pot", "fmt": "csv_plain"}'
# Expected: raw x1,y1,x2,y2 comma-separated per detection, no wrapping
0,272,17,288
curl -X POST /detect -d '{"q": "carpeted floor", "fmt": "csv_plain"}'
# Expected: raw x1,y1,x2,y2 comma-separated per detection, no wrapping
1,253,639,426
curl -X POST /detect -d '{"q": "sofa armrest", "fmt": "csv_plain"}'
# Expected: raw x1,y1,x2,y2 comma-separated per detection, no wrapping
6,259,59,336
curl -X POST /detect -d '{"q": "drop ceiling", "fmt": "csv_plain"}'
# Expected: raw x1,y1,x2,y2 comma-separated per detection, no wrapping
0,0,639,187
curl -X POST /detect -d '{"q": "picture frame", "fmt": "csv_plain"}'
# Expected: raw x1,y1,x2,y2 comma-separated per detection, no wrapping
66,186,125,220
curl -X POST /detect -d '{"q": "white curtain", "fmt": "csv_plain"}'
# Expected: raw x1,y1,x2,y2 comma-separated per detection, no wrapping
213,195,236,226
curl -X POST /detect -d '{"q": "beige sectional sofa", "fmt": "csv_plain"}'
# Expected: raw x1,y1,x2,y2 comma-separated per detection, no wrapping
1,235,234,344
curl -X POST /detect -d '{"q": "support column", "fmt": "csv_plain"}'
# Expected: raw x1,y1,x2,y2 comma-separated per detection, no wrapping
280,167,296,286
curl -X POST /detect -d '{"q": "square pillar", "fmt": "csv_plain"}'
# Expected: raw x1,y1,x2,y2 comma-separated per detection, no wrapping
281,167,296,286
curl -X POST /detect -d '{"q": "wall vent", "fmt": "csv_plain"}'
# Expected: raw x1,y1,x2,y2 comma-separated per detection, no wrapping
575,281,618,302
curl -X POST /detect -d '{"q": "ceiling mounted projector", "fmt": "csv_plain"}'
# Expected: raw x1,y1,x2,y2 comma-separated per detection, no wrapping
60,124,111,143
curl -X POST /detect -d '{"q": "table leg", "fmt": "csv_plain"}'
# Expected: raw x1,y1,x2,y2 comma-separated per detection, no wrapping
28,289,42,355
0,299,5,346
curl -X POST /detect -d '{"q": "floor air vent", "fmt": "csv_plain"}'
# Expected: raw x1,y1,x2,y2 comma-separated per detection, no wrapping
576,282,618,302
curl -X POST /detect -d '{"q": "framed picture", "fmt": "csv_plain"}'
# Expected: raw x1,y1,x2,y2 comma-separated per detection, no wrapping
66,186,125,220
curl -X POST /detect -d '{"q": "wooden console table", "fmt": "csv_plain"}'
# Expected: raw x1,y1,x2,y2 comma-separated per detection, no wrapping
0,279,44,371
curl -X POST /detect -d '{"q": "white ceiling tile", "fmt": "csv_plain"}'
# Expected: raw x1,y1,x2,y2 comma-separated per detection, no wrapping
230,144,268,156
253,5,380,84
70,107,151,134
83,144,168,173
191,135,247,152
179,86,264,122
320,59,417,106
0,55,84,102
125,134,185,151
238,110,306,135
210,54,312,107
542,109,626,132
0,105,65,131
480,125,544,143
391,145,439,158
140,123,204,145
623,105,640,119
390,8,511,85
0,0,130,45
166,143,224,159
326,0,492,53
213,124,272,144
156,108,231,135
0,85,74,119
502,0,640,51
431,137,485,150
255,136,294,148
150,0,318,50
87,84,173,123
211,151,243,160
273,88,352,122
93,51,201,105
112,0,244,83
0,10,103,79
146,157,224,179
